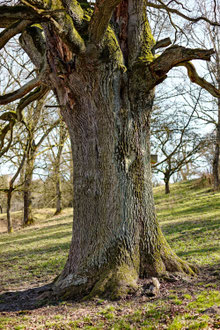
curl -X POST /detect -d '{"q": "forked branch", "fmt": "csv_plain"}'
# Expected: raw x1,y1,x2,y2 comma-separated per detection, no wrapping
148,46,216,89
176,62,220,98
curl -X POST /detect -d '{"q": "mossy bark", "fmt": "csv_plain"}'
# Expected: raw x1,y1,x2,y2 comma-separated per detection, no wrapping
40,1,195,300
45,56,193,300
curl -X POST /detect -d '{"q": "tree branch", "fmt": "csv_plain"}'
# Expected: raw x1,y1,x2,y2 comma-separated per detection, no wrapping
0,5,43,28
0,19,32,50
0,77,41,105
16,86,49,119
20,0,86,54
152,37,172,53
36,119,60,149
176,62,220,98
146,1,220,27
19,26,46,70
0,124,14,158
148,46,217,90
89,0,122,44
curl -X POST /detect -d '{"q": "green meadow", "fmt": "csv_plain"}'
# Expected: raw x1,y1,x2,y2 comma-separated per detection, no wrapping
0,179,219,329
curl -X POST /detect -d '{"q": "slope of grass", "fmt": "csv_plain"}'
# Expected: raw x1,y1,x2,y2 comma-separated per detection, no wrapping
0,208,73,292
0,179,219,329
154,179,220,267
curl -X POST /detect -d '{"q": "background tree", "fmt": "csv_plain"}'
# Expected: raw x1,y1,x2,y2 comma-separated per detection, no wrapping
0,42,60,226
22,100,60,226
151,90,206,193
0,0,219,299
186,1,220,190
44,119,68,215
0,134,27,233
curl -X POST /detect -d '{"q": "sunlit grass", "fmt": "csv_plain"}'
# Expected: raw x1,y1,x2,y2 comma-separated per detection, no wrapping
0,180,220,329
0,208,73,291
154,179,220,267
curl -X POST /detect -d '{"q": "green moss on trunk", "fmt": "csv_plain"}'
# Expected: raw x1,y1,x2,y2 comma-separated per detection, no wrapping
85,264,139,300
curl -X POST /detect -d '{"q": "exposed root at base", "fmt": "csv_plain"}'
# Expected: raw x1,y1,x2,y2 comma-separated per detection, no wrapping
84,265,139,300
52,264,139,301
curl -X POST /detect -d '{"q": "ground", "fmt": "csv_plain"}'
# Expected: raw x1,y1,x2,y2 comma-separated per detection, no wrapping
0,179,219,329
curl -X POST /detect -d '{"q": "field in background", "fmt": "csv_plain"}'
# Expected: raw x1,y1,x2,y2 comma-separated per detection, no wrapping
154,179,220,267
0,179,219,329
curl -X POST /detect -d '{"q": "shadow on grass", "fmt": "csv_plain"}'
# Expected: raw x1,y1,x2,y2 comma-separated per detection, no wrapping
0,283,59,312
0,240,71,263
0,227,72,249
161,218,220,236
162,196,220,217
0,222,72,246
178,246,220,257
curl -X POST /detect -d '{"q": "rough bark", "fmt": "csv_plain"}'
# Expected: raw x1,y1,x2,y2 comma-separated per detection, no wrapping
41,19,193,299
1,0,217,299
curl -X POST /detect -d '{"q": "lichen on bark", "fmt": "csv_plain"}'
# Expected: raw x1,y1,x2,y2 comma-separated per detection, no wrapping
1,0,206,301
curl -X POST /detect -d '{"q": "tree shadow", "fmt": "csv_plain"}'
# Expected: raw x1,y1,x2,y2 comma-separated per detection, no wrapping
0,283,58,312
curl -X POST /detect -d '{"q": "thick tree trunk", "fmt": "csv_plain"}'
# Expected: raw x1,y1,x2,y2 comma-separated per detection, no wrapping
47,58,193,299
40,4,194,300
213,98,220,191
0,0,217,300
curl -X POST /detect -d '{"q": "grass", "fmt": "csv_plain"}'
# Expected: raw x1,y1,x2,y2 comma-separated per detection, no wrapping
0,208,73,291
0,178,219,329
154,179,220,267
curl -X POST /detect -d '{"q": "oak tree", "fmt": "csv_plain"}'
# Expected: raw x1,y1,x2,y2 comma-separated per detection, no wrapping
0,0,220,299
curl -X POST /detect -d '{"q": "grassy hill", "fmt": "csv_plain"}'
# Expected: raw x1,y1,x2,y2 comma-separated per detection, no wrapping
154,179,220,267
0,179,219,329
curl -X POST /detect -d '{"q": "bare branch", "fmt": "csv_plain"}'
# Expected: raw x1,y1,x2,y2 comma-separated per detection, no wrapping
89,0,122,44
0,124,14,158
0,19,31,50
16,86,49,117
176,62,220,98
148,46,216,90
36,119,60,148
0,77,41,105
146,1,220,27
152,37,172,53
0,5,43,28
